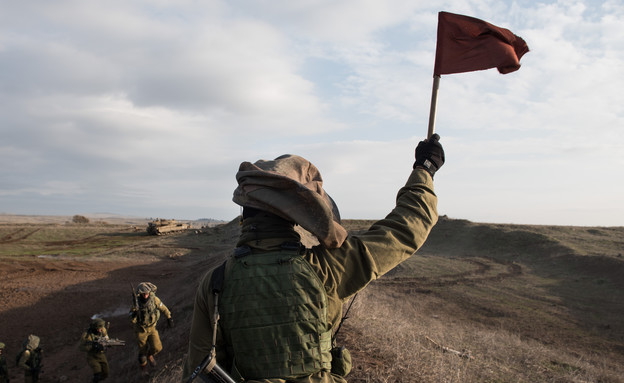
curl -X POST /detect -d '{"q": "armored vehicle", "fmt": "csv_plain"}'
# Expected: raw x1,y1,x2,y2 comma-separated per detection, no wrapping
146,218,190,235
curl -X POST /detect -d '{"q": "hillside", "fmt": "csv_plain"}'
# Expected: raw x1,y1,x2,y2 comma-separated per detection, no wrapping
344,217,624,382
0,216,622,382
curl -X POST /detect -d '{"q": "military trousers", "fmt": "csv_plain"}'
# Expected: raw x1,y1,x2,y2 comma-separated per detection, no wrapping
134,325,163,363
87,352,109,378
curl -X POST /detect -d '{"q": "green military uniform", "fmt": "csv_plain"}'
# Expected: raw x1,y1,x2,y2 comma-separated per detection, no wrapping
0,342,9,383
130,284,172,371
182,167,438,382
17,335,42,383
79,318,110,382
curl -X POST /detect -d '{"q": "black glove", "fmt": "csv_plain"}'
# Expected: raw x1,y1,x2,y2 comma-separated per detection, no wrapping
167,317,174,328
414,133,445,178
92,342,104,352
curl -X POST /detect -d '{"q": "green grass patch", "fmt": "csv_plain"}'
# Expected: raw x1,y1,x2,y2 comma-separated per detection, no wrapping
0,223,152,259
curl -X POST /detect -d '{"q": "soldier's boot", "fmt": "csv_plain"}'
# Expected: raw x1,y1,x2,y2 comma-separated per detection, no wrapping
148,354,157,367
139,354,150,376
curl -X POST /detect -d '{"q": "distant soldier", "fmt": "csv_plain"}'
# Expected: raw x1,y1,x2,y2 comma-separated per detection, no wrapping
79,318,111,382
0,342,9,383
130,282,174,376
16,335,42,383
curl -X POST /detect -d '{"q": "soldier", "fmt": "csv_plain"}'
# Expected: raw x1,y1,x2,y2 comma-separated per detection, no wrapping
183,135,445,382
16,335,42,383
130,282,174,376
0,342,9,383
79,318,110,382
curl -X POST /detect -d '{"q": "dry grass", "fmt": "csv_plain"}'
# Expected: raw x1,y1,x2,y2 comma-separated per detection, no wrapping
341,286,623,382
336,217,624,383
1,215,623,382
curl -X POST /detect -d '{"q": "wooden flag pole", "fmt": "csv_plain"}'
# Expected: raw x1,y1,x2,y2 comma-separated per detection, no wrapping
427,75,441,138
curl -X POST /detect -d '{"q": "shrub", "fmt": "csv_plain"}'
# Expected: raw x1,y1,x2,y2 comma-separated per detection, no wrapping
72,215,90,224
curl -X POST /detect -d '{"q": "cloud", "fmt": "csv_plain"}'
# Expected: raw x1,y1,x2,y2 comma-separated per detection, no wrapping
1,0,623,225
0,0,344,134
225,0,428,42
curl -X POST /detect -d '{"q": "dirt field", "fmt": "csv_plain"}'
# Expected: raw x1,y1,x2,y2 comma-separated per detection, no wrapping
0,216,232,382
1,215,623,382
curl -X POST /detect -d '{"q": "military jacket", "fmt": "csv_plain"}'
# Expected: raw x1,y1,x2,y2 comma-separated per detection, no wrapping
132,294,171,331
80,328,109,354
182,168,438,382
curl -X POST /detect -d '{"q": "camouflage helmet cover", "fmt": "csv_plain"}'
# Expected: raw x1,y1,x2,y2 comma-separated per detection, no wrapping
136,282,157,294
0,342,5,349
23,334,40,350
90,318,106,329
232,154,347,248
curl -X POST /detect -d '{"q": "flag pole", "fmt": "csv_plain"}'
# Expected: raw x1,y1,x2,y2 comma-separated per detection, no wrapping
427,75,440,138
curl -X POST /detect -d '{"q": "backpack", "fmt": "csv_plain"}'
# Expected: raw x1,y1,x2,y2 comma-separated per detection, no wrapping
15,349,24,367
16,334,40,367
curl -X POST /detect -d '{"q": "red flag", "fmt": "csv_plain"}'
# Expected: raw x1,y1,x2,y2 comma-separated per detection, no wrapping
433,11,529,75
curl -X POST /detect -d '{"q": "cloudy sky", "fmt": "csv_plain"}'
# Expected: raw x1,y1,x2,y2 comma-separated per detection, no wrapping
1,0,623,226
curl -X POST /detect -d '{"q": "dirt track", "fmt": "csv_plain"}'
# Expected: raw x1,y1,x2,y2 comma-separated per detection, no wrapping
0,225,227,382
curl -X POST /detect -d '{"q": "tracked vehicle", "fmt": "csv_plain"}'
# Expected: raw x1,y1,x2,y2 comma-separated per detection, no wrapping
146,218,190,235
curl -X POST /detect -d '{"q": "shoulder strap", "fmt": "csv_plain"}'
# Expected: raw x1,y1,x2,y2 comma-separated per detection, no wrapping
195,260,228,383
211,261,227,294
332,293,358,344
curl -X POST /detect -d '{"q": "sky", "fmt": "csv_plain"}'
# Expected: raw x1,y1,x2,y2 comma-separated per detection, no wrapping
1,0,623,226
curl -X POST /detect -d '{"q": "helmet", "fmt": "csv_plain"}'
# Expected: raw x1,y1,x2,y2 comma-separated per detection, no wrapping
233,154,347,248
136,282,157,294
90,318,106,330
23,334,40,350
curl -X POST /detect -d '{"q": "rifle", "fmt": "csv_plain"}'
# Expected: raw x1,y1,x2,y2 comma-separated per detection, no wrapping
89,337,125,352
130,283,139,322
130,283,138,311
96,338,126,347
187,353,236,383
31,366,42,380
188,263,236,383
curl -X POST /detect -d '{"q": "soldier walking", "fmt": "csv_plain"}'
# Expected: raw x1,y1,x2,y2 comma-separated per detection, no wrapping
79,318,111,382
130,282,174,376
16,335,42,383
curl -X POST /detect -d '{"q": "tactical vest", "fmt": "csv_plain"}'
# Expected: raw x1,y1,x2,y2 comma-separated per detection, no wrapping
16,335,41,368
16,349,42,369
137,293,160,327
219,246,332,380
